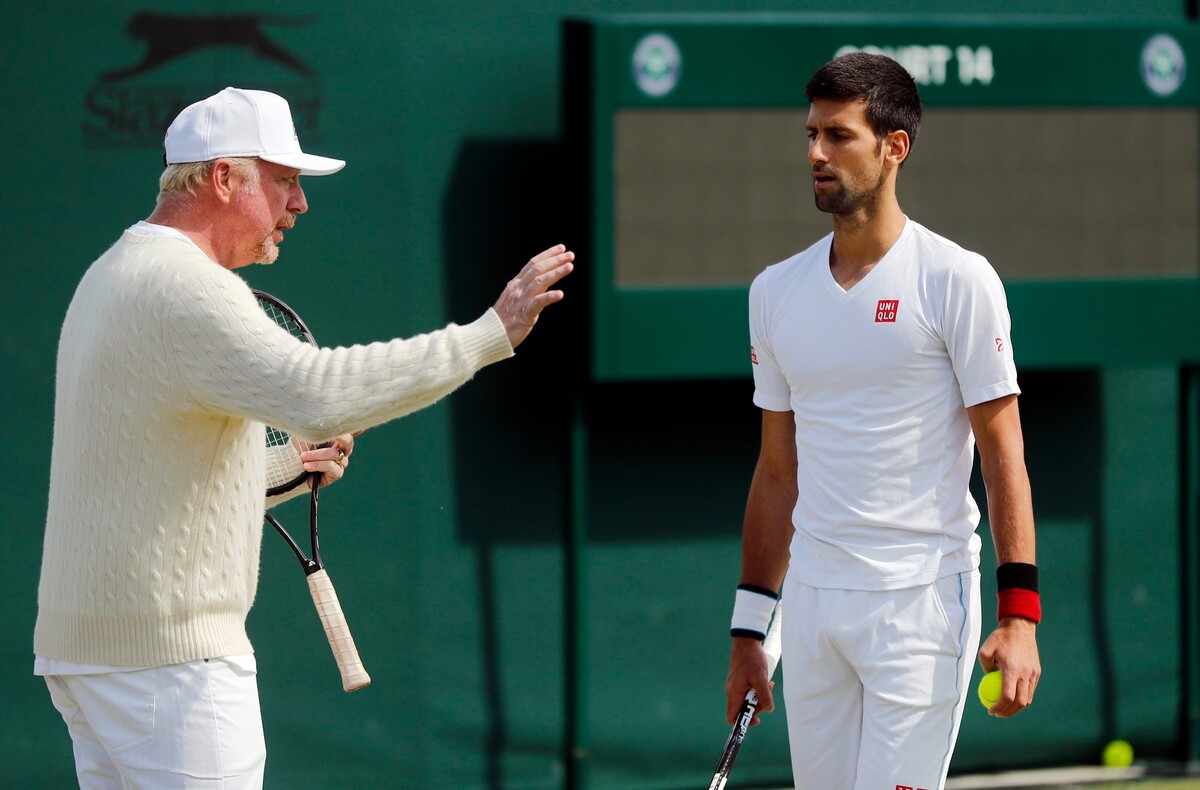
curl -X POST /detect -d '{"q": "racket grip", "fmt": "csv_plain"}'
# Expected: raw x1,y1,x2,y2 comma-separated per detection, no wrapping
307,568,371,692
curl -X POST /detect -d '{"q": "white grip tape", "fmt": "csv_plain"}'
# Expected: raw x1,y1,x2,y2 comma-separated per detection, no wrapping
731,587,777,639
307,569,371,692
762,599,783,677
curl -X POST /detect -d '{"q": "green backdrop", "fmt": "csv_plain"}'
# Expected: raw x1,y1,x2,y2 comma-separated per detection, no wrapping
2,1,1196,788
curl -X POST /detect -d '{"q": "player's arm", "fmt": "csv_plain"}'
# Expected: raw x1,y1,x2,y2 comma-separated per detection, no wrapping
725,408,796,726
969,393,1041,718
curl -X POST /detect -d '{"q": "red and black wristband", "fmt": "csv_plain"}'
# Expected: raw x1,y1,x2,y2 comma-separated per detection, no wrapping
996,562,1041,623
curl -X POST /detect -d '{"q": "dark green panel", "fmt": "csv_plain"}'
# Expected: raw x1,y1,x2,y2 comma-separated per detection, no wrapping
596,17,1200,108
1101,369,1182,745
592,280,1200,380
1187,367,1200,761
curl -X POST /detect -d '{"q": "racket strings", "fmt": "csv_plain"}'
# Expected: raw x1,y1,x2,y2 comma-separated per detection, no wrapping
256,291,319,496
259,301,308,341
265,430,311,493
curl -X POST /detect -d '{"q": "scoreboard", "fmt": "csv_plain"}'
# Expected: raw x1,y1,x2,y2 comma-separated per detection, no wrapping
564,16,1200,380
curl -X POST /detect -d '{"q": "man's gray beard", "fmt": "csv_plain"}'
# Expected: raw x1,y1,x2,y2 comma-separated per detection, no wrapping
256,236,280,265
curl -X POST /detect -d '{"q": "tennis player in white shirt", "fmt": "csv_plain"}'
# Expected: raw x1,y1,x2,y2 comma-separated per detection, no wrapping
724,52,1041,790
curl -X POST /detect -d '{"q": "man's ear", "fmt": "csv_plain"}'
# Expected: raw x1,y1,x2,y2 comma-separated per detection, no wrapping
884,129,911,169
210,159,237,204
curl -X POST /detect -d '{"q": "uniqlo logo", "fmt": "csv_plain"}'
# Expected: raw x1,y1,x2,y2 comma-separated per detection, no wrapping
876,300,899,322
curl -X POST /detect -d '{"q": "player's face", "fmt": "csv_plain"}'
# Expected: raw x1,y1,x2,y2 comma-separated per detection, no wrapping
806,99,888,215
233,160,308,266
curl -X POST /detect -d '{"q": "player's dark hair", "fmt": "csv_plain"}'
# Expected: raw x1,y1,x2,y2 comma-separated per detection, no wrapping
806,52,922,153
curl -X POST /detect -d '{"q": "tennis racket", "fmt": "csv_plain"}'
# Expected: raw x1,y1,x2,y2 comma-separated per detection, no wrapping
254,289,371,693
708,599,783,790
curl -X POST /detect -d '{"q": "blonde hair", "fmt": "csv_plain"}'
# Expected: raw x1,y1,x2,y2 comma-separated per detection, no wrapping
156,157,260,206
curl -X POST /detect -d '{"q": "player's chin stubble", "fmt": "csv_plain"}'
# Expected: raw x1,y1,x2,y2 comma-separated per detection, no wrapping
813,169,887,215
256,235,280,265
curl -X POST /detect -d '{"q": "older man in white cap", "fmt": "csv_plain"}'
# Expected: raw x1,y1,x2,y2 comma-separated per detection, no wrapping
33,87,573,789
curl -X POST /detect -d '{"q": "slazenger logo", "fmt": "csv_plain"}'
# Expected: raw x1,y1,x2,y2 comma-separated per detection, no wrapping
83,11,322,149
836,44,993,86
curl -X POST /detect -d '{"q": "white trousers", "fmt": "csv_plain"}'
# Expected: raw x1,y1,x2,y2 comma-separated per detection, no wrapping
783,570,981,790
44,658,266,789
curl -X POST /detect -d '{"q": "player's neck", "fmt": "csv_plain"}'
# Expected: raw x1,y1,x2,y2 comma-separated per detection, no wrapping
145,202,230,269
828,201,906,290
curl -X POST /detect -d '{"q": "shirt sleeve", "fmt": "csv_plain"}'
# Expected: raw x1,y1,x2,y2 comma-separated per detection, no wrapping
941,253,1021,408
167,268,513,442
749,271,793,412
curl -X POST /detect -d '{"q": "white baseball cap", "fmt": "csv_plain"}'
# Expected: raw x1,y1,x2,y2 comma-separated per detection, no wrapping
164,87,345,176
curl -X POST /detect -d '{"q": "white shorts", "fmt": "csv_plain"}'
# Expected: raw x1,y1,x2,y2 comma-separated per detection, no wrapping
44,657,266,789
782,570,981,790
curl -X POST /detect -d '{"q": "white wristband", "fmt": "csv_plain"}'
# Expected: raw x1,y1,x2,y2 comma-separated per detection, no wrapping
730,585,778,640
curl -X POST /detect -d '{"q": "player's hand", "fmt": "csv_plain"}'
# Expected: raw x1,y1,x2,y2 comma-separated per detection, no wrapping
725,637,775,727
978,617,1040,718
302,432,356,486
492,245,574,349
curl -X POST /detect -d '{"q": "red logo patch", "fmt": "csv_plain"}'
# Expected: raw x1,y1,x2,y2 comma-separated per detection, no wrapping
995,337,1005,352
875,300,899,323
750,345,759,365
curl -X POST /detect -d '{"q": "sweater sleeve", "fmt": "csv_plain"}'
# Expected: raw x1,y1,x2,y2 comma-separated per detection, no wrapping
167,268,514,442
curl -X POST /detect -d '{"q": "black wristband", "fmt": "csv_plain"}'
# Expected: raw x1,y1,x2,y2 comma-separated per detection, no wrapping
736,583,779,599
996,562,1039,592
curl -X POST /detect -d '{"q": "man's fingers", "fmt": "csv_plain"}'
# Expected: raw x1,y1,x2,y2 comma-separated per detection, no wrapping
528,289,566,314
496,247,575,348
300,443,351,482
988,670,1039,718
535,262,574,293
528,244,567,265
725,677,773,725
759,679,775,713
523,254,574,294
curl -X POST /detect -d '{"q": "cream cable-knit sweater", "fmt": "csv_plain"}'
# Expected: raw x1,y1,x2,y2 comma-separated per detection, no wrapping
35,231,513,666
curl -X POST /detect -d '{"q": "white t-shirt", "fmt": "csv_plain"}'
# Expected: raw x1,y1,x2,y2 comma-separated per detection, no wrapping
749,218,1019,591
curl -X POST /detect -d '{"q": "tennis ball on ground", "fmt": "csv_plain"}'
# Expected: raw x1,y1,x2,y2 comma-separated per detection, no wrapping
1102,739,1134,768
977,670,1002,708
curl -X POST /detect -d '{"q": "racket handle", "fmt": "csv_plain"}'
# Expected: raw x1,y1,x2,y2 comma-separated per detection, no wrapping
306,568,371,692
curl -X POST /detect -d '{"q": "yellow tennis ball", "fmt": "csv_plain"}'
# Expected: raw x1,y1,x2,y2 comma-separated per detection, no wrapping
1102,739,1134,767
977,670,1002,708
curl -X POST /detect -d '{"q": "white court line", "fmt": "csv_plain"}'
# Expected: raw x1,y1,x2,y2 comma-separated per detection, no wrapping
946,765,1148,789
